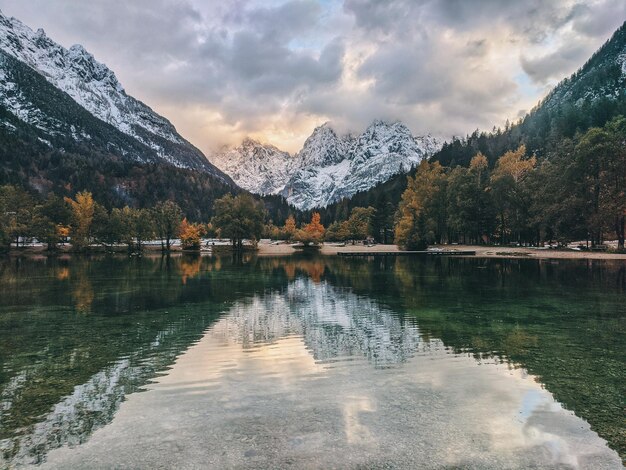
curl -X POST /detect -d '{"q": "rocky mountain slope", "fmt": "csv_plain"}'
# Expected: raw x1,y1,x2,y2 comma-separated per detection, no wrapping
539,22,626,114
0,10,228,178
211,121,440,210
214,138,293,196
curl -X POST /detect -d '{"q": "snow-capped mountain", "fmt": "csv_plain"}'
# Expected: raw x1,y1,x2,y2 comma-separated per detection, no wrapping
296,123,352,168
0,10,226,177
213,138,293,195
211,120,441,210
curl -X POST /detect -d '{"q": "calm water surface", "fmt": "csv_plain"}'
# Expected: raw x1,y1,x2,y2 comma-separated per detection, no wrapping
0,254,624,469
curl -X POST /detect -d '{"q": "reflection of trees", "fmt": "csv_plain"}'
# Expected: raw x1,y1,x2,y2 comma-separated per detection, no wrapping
264,258,327,283
0,255,624,462
180,254,202,285
71,263,94,313
0,312,219,467
55,267,69,281
0,254,282,467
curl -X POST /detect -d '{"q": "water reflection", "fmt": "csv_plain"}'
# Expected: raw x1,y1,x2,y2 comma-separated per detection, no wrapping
0,254,624,468
225,279,428,368
0,305,226,466
39,275,623,469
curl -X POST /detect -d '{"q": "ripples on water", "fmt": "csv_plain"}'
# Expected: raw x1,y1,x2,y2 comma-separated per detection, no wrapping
0,255,624,468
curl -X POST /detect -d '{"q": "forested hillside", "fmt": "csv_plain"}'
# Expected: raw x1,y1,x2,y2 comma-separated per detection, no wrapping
318,22,626,247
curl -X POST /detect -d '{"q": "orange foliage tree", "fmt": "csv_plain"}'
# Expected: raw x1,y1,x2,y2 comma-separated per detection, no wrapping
295,212,325,245
283,215,297,241
179,218,204,251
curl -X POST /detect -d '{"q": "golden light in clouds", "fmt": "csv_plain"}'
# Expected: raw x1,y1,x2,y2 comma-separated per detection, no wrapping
157,102,331,154
6,1,623,155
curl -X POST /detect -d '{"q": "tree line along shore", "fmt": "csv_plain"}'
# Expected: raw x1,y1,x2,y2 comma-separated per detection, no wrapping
1,117,626,255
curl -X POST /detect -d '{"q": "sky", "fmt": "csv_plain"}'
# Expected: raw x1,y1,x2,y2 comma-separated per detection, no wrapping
1,0,625,154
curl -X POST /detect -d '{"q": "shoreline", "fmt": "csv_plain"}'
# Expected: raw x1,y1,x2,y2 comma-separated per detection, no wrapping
256,241,626,260
3,241,626,261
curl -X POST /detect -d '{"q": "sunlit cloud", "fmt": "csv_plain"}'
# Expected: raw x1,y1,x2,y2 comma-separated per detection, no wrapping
1,0,624,153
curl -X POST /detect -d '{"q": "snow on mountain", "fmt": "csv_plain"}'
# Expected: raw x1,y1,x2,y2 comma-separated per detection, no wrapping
212,120,441,210
0,53,67,137
0,10,222,174
539,22,626,113
296,123,352,167
208,138,293,195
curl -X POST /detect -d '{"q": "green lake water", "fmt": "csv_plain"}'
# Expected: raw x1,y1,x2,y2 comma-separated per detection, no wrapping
0,254,624,469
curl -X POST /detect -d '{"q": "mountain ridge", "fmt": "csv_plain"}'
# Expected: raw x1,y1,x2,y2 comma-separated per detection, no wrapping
0,10,242,220
210,120,441,210
0,10,228,178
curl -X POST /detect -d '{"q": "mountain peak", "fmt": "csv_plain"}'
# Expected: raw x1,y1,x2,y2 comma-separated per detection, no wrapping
366,118,404,129
211,138,292,196
240,137,273,149
68,43,88,55
309,121,337,137
298,122,345,167
316,121,334,129
211,120,442,209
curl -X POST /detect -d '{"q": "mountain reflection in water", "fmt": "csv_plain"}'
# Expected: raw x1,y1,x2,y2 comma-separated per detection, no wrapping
225,278,427,367
0,254,623,468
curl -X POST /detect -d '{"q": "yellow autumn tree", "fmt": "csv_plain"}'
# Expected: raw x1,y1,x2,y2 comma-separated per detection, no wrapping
64,191,95,250
491,145,536,184
469,152,489,186
489,145,536,244
179,218,203,251
394,161,445,250
57,224,70,243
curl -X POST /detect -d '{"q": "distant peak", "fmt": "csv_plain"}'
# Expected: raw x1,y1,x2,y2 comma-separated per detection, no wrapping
68,44,91,58
312,121,335,132
241,137,262,146
368,119,402,128
238,137,289,155
308,122,338,141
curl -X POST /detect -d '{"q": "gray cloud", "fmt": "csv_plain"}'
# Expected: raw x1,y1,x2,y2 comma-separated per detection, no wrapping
0,0,623,153
521,42,592,84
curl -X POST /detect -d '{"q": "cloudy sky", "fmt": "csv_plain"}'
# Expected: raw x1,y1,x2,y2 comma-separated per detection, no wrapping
1,0,625,153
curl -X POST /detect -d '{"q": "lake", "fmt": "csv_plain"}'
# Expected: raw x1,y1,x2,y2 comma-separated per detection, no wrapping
0,254,624,469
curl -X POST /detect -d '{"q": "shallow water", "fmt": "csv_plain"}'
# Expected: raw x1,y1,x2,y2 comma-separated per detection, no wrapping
0,254,624,468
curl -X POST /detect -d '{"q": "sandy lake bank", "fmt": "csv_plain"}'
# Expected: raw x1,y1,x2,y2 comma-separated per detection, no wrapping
256,240,626,260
